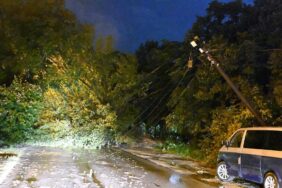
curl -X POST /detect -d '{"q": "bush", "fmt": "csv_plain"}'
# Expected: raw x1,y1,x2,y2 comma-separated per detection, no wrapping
157,140,204,160
29,126,115,149
0,78,43,144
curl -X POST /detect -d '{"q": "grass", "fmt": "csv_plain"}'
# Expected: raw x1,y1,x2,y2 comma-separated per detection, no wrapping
156,140,204,161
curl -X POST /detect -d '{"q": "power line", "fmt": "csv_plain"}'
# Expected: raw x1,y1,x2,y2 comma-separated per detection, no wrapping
139,68,190,125
117,58,190,136
117,59,185,109
131,76,177,124
148,76,195,126
206,48,282,53
127,61,186,123
118,70,187,136
139,63,186,99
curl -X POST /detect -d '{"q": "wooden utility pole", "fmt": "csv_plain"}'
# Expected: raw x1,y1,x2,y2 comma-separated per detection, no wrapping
190,39,266,126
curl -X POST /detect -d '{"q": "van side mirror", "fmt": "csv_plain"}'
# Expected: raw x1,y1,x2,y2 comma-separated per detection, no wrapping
222,140,230,147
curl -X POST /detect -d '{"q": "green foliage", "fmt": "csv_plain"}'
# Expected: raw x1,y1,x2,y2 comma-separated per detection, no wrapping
0,0,281,165
0,78,43,144
156,140,204,160
29,127,114,149
91,53,141,129
200,106,251,165
135,40,187,137
0,0,93,85
95,36,115,54
34,51,140,143
0,0,141,148
153,0,281,164
268,51,282,123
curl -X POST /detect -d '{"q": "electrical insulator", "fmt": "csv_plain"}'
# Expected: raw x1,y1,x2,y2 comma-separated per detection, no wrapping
187,59,193,68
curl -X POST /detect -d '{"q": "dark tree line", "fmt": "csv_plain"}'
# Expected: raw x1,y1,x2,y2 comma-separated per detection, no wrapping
135,0,281,163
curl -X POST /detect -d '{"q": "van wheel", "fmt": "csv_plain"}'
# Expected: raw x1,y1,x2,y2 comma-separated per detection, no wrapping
217,161,230,181
264,172,279,188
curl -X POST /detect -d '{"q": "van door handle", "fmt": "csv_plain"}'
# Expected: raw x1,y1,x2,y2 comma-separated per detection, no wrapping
238,156,241,165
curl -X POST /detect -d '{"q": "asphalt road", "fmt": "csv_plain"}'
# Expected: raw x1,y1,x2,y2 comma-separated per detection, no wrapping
0,146,216,188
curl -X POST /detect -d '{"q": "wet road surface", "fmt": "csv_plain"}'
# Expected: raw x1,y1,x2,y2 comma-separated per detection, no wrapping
0,146,216,188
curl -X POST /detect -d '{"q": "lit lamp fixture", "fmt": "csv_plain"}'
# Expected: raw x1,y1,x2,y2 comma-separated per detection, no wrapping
199,48,204,53
190,40,205,53
190,41,197,47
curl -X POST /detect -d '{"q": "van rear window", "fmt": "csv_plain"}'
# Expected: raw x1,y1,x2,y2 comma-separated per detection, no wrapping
266,131,282,151
244,130,282,151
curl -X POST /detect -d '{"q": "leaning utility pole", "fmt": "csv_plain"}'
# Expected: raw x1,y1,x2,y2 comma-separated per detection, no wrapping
190,38,266,126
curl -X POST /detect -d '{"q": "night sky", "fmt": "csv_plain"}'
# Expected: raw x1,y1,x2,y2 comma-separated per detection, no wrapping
65,0,253,53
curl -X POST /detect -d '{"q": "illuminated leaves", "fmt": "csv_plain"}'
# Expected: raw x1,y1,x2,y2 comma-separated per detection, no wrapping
0,78,43,144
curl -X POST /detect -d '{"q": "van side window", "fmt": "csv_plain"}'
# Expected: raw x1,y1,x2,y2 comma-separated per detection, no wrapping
229,131,244,148
244,131,266,149
265,131,282,151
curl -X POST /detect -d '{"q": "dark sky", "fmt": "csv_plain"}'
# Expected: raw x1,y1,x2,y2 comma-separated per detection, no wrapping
65,0,253,53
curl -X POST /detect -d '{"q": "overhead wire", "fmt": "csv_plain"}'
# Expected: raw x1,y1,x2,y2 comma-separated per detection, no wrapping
148,76,195,126
139,68,190,125
127,61,186,125
117,59,185,109
130,77,177,125
142,54,199,127
206,48,282,53
117,56,193,136
116,60,187,136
